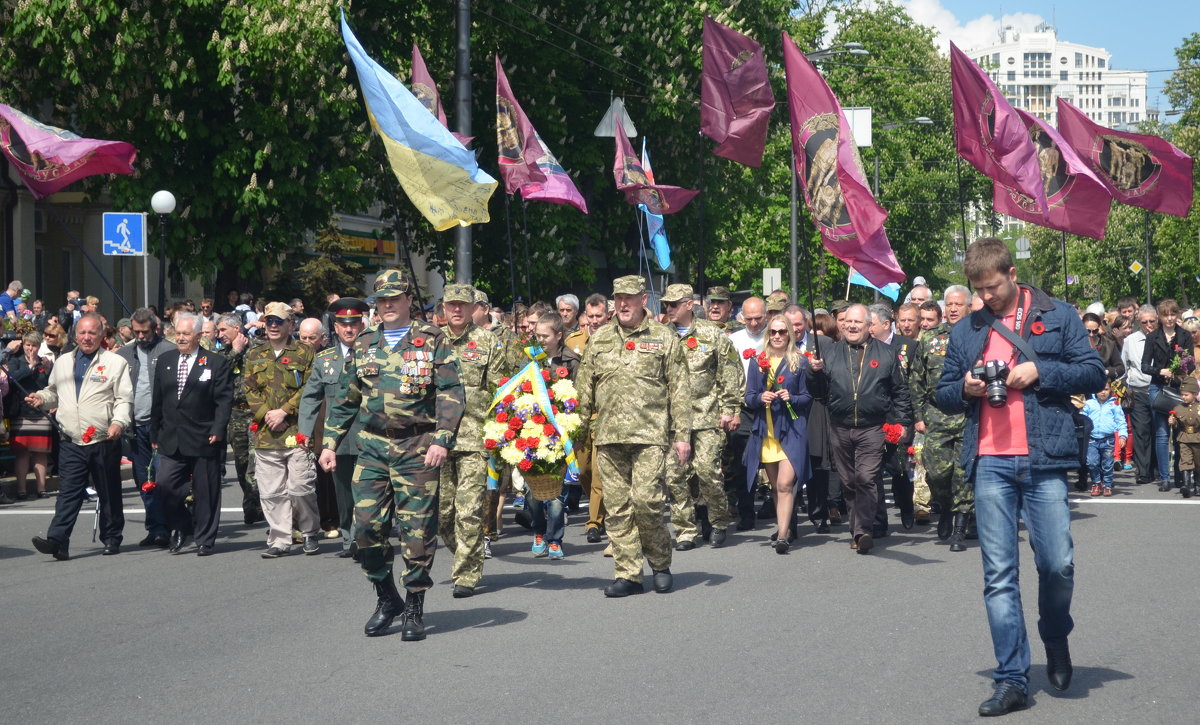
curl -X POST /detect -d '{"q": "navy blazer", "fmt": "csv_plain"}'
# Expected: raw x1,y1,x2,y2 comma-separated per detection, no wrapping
150,349,233,458
743,353,813,490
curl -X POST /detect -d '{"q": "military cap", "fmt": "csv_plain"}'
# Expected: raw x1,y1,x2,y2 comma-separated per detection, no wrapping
612,275,646,296
263,301,293,321
116,317,131,329
1183,378,1199,395
830,299,851,315
328,296,369,320
765,297,788,313
660,283,693,304
373,268,412,298
442,283,475,304
706,286,731,301
473,289,490,305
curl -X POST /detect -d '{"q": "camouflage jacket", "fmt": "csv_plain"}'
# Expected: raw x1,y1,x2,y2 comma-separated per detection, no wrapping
441,323,506,453
243,340,316,449
912,322,965,436
323,322,465,451
576,313,692,446
714,319,744,335
670,318,744,429
297,342,360,456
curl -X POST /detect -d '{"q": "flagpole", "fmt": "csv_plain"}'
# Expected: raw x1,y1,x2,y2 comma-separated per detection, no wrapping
521,198,532,302
453,0,473,283
696,131,707,292
1060,230,1068,296
955,156,969,257
636,206,649,282
504,193,518,305
1144,209,1153,301
790,151,799,303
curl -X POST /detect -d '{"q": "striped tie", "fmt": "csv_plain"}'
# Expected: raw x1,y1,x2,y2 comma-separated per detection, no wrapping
177,353,189,397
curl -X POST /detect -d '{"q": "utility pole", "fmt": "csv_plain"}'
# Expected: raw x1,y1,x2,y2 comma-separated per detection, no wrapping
453,0,472,283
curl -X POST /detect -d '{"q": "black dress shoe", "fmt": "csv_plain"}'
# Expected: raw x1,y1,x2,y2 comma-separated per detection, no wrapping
1045,638,1073,691
978,680,1028,717
652,569,673,593
139,534,169,548
711,528,728,547
674,540,696,552
102,542,120,555
735,515,754,531
32,536,69,561
816,522,830,534
196,546,214,557
168,531,186,553
586,527,603,543
603,578,644,598
937,511,954,541
901,511,915,530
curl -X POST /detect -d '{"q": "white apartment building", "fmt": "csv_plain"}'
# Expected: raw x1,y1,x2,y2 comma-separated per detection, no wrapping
968,24,1149,130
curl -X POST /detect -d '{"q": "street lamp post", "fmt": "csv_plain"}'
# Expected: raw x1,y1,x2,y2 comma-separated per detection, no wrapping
151,190,175,313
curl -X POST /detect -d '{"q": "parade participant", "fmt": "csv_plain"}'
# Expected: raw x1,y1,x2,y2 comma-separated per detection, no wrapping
576,275,691,597
743,314,812,553
564,292,608,538
868,303,921,533
727,296,767,529
1171,377,1200,498
935,238,1104,716
660,284,743,551
244,302,320,558
437,284,505,594
319,269,464,641
150,314,233,556
896,302,921,339
706,286,743,333
216,314,264,524
29,314,132,560
556,294,581,333
299,297,371,558
808,304,911,555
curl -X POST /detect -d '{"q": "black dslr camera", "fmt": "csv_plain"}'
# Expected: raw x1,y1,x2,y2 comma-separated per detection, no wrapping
972,360,1010,408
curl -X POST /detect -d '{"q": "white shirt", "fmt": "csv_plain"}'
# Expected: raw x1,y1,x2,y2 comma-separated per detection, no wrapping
1121,330,1151,389
729,328,765,376
177,349,198,378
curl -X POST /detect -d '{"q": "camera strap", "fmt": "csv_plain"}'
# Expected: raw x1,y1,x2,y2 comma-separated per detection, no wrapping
979,288,1040,364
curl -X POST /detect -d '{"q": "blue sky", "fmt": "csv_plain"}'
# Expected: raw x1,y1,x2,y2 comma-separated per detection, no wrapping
898,0,1199,112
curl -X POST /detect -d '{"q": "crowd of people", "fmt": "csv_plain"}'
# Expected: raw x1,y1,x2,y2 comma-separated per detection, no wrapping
9,235,1184,715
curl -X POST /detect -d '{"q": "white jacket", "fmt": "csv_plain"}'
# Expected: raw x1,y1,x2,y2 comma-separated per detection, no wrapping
36,348,133,444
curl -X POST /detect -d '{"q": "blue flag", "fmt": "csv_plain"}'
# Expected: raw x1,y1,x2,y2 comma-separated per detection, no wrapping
639,139,671,270
849,268,900,301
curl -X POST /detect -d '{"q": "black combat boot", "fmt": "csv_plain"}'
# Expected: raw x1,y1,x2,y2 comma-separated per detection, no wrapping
1182,470,1194,499
364,578,404,637
948,513,968,552
964,513,978,540
401,591,426,641
936,506,954,541
696,504,712,541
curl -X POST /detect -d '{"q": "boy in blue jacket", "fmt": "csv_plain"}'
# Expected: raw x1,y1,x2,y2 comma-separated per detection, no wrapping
1082,384,1127,497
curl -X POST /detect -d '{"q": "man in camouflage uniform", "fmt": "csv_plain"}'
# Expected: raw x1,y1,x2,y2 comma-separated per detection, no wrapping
438,284,505,597
243,302,319,557
576,275,692,597
299,298,370,558
320,269,464,642
911,285,974,549
660,284,744,550
216,314,263,525
706,286,743,334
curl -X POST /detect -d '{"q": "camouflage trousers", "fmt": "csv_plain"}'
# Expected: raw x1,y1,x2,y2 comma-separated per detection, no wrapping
353,430,439,592
227,407,260,515
922,430,974,514
666,427,730,542
438,451,488,588
596,443,672,583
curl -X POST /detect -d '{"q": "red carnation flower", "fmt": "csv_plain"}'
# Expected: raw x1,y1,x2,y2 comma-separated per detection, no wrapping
1031,321,1045,335
503,430,516,441
742,348,754,359
541,369,551,381
81,425,97,443
280,357,290,365
625,340,636,350
467,340,477,350
556,366,569,379
532,414,546,424
295,433,307,445
547,390,555,399
869,360,879,368
515,438,527,451
803,350,813,358
499,376,510,386
907,445,916,456
567,398,578,406
521,380,533,392
484,439,498,450
503,394,515,404
141,480,157,494
413,337,426,347
249,422,259,434
686,337,698,349
518,459,533,472
776,375,784,384
508,417,523,431
543,424,556,437
496,411,509,423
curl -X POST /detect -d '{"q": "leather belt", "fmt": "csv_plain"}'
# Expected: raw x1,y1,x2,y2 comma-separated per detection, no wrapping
364,422,435,439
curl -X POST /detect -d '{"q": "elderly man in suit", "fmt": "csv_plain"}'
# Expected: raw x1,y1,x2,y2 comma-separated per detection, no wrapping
151,313,233,556
29,314,133,560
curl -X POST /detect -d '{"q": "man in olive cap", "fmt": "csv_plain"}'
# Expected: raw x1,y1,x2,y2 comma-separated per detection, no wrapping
576,275,692,597
320,269,465,641
706,286,743,334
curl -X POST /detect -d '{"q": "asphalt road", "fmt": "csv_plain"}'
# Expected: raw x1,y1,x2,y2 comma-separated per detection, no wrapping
2,469,1197,724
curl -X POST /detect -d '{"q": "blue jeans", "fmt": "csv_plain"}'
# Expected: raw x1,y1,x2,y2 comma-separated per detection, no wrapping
1149,385,1173,481
1086,436,1115,488
974,456,1075,690
529,493,565,544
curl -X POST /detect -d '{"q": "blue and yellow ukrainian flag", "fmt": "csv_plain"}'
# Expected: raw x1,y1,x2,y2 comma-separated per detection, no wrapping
340,13,497,230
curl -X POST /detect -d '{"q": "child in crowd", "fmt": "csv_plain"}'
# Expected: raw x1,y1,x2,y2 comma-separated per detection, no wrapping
1170,378,1200,498
1083,382,1127,497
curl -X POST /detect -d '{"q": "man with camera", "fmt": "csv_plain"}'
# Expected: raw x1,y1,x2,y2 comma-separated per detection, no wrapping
934,238,1105,717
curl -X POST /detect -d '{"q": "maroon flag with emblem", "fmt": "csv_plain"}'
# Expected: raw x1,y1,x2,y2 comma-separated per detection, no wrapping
410,44,472,146
781,32,903,287
612,121,698,215
0,104,136,200
700,16,775,168
950,43,1048,214
993,109,1113,239
1056,98,1193,218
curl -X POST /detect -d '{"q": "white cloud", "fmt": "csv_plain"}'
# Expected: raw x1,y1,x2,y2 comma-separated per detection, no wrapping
897,0,1047,53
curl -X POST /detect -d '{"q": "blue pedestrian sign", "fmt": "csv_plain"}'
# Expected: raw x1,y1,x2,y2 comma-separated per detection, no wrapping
102,212,147,256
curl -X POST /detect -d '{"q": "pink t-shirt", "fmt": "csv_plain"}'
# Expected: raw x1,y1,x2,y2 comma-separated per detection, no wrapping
978,304,1029,456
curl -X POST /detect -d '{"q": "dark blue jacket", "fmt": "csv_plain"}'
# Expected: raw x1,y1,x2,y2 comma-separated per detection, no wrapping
934,284,1105,481
744,353,813,490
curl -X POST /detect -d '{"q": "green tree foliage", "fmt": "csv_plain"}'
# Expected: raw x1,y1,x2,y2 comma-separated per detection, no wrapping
293,225,365,312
